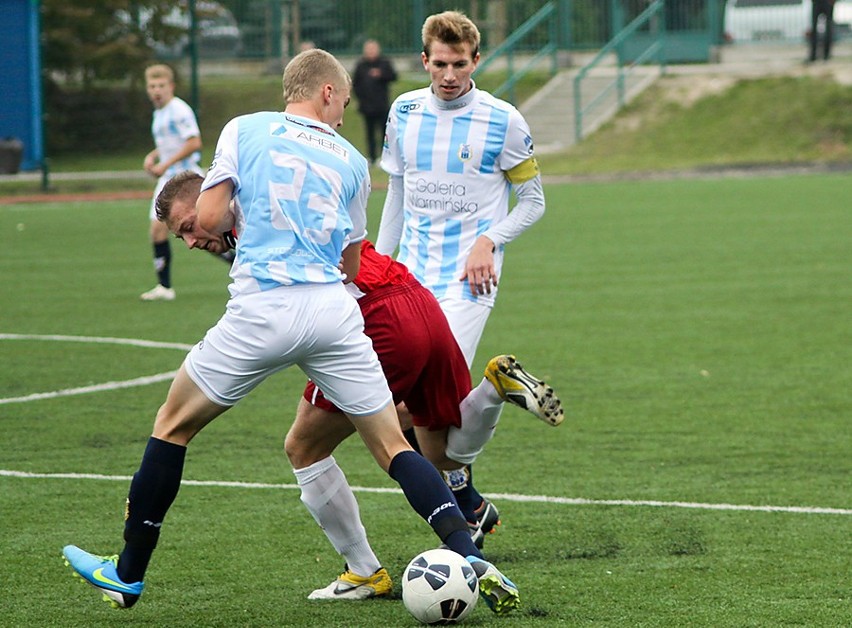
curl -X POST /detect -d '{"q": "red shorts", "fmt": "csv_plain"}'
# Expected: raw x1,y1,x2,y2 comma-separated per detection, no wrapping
303,279,471,430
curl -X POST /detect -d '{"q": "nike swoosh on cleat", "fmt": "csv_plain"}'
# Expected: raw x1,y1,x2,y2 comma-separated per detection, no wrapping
92,568,135,592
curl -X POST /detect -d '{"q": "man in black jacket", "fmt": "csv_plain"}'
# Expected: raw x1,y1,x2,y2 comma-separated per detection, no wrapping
809,0,836,62
352,39,397,165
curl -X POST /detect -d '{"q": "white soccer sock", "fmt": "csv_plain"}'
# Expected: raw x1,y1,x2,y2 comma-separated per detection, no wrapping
446,377,504,465
293,456,381,578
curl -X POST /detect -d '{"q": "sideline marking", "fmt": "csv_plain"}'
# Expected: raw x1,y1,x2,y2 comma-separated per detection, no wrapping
0,333,193,351
3,335,849,517
0,372,178,405
0,333,191,405
1,470,849,516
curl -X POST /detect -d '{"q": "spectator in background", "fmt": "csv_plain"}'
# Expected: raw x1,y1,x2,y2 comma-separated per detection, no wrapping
352,39,397,165
140,64,203,301
809,0,836,62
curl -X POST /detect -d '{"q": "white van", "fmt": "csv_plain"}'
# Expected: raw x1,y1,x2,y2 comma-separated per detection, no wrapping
723,0,811,43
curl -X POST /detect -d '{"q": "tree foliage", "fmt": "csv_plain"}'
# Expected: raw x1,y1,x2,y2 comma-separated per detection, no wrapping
41,0,182,86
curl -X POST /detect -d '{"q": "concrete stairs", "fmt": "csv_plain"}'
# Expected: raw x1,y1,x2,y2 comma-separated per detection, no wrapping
519,63,663,154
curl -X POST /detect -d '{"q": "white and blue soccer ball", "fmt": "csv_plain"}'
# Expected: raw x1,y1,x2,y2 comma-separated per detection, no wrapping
402,548,479,625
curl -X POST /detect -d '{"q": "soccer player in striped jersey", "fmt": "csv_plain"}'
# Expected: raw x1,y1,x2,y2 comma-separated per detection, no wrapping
376,9,551,537
376,10,546,368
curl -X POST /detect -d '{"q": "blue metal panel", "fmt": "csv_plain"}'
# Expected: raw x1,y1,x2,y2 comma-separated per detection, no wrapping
0,0,43,171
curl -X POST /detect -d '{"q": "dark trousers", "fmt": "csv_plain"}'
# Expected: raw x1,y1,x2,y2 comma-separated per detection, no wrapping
809,0,835,61
362,111,387,162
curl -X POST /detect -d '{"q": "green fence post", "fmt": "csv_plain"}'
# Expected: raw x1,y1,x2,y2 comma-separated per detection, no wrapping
188,0,199,115
611,0,625,106
413,0,424,51
558,0,572,50
269,0,281,59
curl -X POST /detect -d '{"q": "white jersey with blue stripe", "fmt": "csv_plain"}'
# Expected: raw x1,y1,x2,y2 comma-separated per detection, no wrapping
203,111,370,294
151,96,201,177
382,85,535,307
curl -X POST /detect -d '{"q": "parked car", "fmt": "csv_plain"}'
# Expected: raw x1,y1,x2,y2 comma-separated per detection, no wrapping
119,0,242,58
724,0,811,43
724,0,852,43
834,1,852,39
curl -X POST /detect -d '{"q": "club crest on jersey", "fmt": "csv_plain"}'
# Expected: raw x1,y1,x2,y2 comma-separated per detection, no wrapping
457,143,472,162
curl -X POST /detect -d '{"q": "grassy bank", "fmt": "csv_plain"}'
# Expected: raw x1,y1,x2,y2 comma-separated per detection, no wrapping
540,73,852,175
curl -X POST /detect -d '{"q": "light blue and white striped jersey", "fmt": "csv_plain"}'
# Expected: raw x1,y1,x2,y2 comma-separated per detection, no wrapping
203,111,370,293
151,96,201,177
381,85,535,306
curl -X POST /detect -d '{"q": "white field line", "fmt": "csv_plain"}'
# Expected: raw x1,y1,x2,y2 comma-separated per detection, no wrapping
3,334,850,517
0,333,191,405
0,372,178,405
0,333,193,351
1,470,849,516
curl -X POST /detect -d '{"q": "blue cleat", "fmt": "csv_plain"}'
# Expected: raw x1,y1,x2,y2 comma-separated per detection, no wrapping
62,545,143,608
465,555,520,614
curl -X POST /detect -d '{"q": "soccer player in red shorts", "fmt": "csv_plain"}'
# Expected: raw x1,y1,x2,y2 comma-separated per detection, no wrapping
287,240,563,599
153,173,563,602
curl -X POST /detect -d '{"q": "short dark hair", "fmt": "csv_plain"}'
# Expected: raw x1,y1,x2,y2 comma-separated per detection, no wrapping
156,171,203,222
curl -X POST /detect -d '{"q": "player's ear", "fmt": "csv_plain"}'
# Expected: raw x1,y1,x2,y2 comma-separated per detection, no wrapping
421,51,429,70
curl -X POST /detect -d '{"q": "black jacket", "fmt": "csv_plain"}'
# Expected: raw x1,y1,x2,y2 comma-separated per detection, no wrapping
352,56,397,115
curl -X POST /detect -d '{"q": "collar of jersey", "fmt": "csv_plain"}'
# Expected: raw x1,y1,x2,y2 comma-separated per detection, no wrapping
430,80,477,111
284,113,335,135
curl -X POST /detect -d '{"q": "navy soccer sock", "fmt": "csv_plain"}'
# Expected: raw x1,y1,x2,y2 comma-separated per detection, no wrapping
118,437,186,583
153,240,172,288
388,450,482,559
402,427,421,453
443,464,484,523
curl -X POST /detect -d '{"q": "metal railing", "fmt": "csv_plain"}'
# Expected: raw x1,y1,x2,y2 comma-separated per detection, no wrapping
573,0,667,142
473,1,559,104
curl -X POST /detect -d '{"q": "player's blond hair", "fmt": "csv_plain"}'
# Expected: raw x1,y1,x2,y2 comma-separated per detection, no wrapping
282,49,351,104
422,10,480,58
145,64,175,83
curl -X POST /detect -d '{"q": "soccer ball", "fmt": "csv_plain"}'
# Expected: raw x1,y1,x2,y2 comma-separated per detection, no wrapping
402,548,479,625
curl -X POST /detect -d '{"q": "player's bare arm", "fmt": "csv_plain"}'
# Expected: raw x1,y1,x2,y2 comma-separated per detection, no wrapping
150,136,202,178
196,179,235,234
339,241,363,283
143,149,159,175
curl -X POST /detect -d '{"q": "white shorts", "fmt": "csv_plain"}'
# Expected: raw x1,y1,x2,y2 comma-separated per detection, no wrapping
184,282,393,415
436,296,492,368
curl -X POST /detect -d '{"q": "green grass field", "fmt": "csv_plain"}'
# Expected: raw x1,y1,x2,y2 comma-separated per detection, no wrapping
2,174,850,627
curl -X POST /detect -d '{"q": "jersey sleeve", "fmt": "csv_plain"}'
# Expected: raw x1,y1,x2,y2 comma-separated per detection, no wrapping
202,117,240,193
497,108,537,178
379,98,403,177
174,99,201,141
346,172,370,244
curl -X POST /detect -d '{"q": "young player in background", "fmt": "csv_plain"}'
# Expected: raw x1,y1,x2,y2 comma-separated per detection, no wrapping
140,64,203,301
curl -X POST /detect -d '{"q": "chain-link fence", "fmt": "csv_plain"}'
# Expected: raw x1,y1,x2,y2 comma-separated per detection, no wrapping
160,0,626,63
